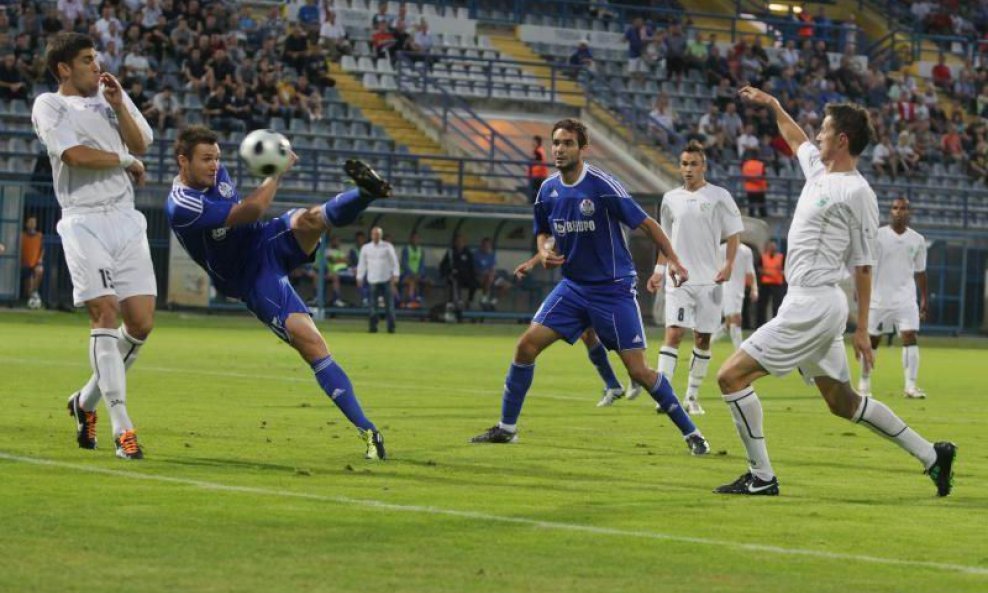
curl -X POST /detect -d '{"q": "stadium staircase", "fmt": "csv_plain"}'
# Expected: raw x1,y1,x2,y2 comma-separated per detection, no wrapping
329,64,507,205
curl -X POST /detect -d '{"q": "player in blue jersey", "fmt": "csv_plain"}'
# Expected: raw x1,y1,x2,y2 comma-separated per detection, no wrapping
165,126,391,460
471,119,710,454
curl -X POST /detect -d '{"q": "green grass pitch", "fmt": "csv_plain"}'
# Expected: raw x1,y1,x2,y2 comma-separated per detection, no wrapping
1,311,985,592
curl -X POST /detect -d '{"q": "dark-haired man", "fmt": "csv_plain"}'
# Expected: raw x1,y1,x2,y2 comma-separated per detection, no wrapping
165,126,393,460
471,119,710,456
714,87,955,496
32,32,155,460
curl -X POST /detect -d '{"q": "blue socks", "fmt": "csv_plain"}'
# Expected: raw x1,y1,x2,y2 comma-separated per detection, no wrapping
322,188,375,227
500,362,535,426
648,374,697,436
586,341,622,391
312,356,375,431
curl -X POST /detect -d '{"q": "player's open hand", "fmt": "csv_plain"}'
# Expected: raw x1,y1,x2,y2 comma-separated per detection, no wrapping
667,261,688,287
126,158,146,186
853,328,874,373
513,260,534,280
751,289,759,302
99,72,125,110
738,85,777,108
540,248,565,270
646,270,664,293
714,262,732,284
919,299,928,322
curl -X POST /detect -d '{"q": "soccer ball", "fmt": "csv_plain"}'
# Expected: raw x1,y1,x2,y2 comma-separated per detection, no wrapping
239,129,292,177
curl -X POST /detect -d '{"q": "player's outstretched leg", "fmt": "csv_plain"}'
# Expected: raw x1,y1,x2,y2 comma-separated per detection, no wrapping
286,313,385,460
621,350,709,455
471,324,560,443
715,350,778,495
816,377,954,496
580,330,624,407
321,160,393,227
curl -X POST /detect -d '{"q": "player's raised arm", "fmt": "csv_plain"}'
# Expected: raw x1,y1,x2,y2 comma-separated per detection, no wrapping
738,86,809,155
224,152,298,227
100,72,153,155
639,217,688,290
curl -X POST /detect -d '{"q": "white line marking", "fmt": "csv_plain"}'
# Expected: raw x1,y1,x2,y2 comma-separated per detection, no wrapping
0,356,590,403
1,451,984,577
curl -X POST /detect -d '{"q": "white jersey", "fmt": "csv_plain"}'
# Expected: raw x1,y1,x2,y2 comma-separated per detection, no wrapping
721,242,755,296
785,143,879,287
660,182,744,286
32,89,153,214
871,225,926,309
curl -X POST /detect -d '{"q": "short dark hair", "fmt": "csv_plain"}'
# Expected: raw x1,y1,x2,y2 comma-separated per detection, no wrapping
534,134,542,144
45,32,95,81
681,139,706,162
824,102,874,157
551,118,589,148
174,125,219,162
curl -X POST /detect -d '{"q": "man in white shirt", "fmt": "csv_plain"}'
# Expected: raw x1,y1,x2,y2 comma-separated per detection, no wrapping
736,123,759,159
714,86,955,497
627,141,743,415
32,33,155,460
858,197,928,399
357,226,400,333
718,241,757,350
319,9,351,59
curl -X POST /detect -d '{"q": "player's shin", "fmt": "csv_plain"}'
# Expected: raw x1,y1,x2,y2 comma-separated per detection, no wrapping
89,329,133,436
686,348,711,401
852,395,936,468
729,325,743,349
657,346,678,379
587,342,622,391
311,356,375,431
321,188,376,227
78,326,146,410
500,362,535,431
648,373,698,437
902,345,919,391
723,387,775,480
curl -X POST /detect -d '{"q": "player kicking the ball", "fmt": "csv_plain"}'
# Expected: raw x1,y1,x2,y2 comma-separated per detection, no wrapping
713,87,955,496
471,119,710,455
166,126,391,459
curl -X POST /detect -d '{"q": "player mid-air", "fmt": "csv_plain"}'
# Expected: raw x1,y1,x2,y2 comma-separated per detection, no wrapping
714,87,955,496
166,126,392,459
857,197,928,399
514,256,625,407
627,141,743,416
471,119,710,455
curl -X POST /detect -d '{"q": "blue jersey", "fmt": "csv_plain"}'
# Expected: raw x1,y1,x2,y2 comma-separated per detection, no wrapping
533,163,648,284
474,250,496,273
165,165,260,298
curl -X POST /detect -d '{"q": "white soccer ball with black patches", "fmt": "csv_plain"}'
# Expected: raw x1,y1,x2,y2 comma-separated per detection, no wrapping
239,129,292,177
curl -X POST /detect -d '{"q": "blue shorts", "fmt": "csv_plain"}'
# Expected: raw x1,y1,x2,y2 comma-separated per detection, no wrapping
533,277,648,352
242,211,314,342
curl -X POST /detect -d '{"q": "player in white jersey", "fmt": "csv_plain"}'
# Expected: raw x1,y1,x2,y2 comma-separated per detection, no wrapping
717,241,757,350
858,197,928,399
32,33,155,460
626,141,743,415
712,86,955,497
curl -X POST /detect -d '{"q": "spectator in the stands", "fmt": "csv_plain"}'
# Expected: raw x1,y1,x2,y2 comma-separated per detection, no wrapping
295,75,323,121
95,5,122,43
372,19,396,61
283,23,310,75
182,46,214,97
736,122,759,159
228,83,255,129
896,129,922,175
0,53,29,101
297,0,321,38
648,93,680,148
170,16,195,55
371,1,393,29
624,17,651,81
698,103,724,160
204,84,246,134
569,39,594,73
719,101,744,149
871,134,899,179
528,135,549,204
303,46,336,90
128,79,152,114
320,9,351,59
146,84,182,132
941,123,966,165
209,47,237,88
664,22,688,81
712,76,734,110
704,46,729,87
123,42,155,85
57,0,87,27
685,28,708,70
932,54,952,90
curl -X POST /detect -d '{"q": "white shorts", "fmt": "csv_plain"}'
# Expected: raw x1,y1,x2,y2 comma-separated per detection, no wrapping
628,57,646,74
722,287,745,316
868,302,920,335
56,208,157,307
665,283,723,333
741,285,850,384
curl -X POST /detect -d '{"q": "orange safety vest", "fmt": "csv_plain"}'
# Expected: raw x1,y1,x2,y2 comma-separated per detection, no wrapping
528,146,549,179
761,252,784,285
21,232,43,268
741,159,767,193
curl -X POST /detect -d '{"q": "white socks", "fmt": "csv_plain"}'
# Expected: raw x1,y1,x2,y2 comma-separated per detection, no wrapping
88,329,134,436
902,345,919,391
723,388,774,480
685,348,711,401
80,327,145,411
658,346,678,379
729,325,743,350
852,395,936,468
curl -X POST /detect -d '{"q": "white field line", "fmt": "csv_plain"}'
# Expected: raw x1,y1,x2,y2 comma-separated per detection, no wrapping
0,356,591,403
1,451,985,577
